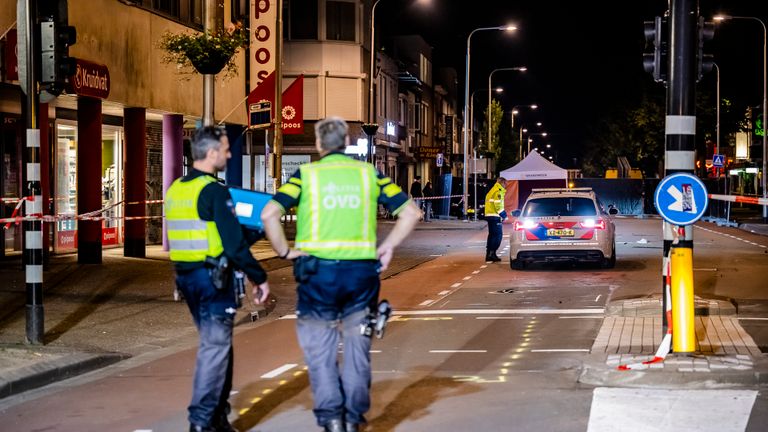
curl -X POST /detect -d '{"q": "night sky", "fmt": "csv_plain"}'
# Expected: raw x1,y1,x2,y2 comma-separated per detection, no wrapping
379,0,768,169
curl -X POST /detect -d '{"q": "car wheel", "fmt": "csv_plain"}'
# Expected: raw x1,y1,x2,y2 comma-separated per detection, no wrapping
510,258,524,270
602,243,616,269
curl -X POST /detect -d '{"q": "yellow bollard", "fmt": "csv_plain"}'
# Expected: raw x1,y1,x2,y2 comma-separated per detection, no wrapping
670,247,696,353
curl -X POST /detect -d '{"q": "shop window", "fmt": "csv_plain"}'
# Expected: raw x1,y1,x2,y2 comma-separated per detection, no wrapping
326,1,355,42
286,0,319,40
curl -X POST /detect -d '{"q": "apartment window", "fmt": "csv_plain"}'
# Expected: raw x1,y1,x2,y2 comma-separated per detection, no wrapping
398,97,407,126
326,1,356,41
287,0,319,40
136,0,202,27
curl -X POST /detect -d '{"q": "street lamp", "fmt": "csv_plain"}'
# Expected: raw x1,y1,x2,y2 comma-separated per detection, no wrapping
369,0,431,123
714,14,767,221
487,67,526,154
527,132,548,154
463,24,518,220
511,104,537,159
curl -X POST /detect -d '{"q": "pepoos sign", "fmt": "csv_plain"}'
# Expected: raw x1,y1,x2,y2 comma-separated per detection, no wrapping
249,0,276,90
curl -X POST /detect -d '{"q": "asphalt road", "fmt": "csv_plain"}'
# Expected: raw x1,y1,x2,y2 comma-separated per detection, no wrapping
1,218,767,431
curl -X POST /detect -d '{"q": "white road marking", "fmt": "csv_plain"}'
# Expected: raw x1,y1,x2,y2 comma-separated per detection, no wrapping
463,276,473,280
480,265,488,269
134,430,153,432
261,363,298,379
472,270,481,274
430,254,443,257
429,350,488,353
395,308,605,315
438,290,451,296
738,317,768,321
587,388,757,432
559,316,604,319
694,268,718,271
476,316,524,320
419,300,435,306
451,283,462,288
531,348,590,352
595,294,602,302
279,314,298,320
370,350,382,353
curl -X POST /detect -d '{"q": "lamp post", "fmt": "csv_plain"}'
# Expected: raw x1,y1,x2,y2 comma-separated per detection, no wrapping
526,132,548,154
368,0,383,124
511,104,538,159
714,14,767,221
462,24,518,220
487,67,526,154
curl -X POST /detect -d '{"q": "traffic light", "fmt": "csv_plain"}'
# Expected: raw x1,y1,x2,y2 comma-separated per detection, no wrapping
643,16,668,84
38,0,76,95
697,17,715,82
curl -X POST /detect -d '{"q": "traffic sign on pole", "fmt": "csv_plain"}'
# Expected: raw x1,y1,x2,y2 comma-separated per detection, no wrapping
436,153,444,167
712,154,724,167
654,172,708,226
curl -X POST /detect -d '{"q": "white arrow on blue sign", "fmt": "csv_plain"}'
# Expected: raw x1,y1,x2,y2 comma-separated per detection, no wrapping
712,154,724,167
654,173,709,226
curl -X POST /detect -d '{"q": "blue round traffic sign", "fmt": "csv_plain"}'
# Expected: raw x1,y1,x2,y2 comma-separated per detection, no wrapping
654,173,708,226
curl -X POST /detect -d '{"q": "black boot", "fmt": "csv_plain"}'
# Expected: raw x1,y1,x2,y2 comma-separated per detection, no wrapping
324,418,345,432
345,422,360,432
485,250,493,262
212,413,238,432
490,251,502,262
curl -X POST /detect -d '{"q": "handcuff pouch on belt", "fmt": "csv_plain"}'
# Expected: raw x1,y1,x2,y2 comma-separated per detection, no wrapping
293,255,318,283
205,255,231,290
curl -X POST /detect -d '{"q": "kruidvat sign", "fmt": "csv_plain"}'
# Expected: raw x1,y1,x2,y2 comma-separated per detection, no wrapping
69,59,110,99
250,0,276,90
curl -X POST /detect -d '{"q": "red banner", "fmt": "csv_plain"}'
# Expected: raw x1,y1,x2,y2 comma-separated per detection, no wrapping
281,75,304,135
4,29,18,81
246,73,304,134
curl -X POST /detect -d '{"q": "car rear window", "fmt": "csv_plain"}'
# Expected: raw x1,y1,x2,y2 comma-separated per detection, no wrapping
522,197,597,217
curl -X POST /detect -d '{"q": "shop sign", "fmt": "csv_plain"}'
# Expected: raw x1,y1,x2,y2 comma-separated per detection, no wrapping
57,230,77,249
417,146,442,159
4,29,18,81
69,59,110,99
249,0,276,91
102,227,118,245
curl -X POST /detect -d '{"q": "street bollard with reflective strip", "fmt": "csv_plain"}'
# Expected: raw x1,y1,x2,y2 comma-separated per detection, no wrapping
671,247,696,353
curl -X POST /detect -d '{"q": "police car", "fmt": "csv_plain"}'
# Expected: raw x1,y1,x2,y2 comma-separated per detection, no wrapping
509,188,618,270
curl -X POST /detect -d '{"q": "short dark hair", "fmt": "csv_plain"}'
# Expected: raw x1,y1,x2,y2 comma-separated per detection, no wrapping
414,176,421,181
191,126,226,161
314,116,348,151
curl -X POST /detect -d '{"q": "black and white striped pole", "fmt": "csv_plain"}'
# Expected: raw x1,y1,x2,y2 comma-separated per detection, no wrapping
661,0,697,342
19,0,44,343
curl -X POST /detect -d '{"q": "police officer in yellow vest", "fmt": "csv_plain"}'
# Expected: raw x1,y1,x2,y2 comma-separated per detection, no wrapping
484,176,508,262
261,117,420,432
165,126,270,432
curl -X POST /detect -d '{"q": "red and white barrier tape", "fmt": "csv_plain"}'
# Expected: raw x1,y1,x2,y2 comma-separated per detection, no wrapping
617,226,685,371
1,198,165,228
415,194,466,201
708,193,768,206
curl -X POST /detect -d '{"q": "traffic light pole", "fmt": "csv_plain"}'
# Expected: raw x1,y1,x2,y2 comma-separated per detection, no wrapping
21,0,44,344
662,0,697,351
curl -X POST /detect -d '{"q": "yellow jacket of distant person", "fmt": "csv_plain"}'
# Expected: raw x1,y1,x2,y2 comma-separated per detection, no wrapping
484,182,506,218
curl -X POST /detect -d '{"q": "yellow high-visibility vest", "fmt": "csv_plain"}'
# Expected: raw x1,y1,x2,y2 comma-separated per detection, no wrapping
484,182,506,217
165,175,224,262
293,154,379,260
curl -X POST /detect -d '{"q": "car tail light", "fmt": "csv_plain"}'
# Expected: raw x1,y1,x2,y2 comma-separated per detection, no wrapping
514,219,538,231
580,218,606,229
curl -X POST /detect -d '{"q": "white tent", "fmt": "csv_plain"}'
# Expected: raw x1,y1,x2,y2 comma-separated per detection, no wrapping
499,151,568,213
499,150,568,180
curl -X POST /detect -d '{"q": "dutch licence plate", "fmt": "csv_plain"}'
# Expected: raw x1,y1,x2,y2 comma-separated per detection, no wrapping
547,229,574,237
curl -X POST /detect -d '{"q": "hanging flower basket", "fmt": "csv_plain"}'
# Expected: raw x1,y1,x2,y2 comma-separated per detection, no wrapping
158,26,248,78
